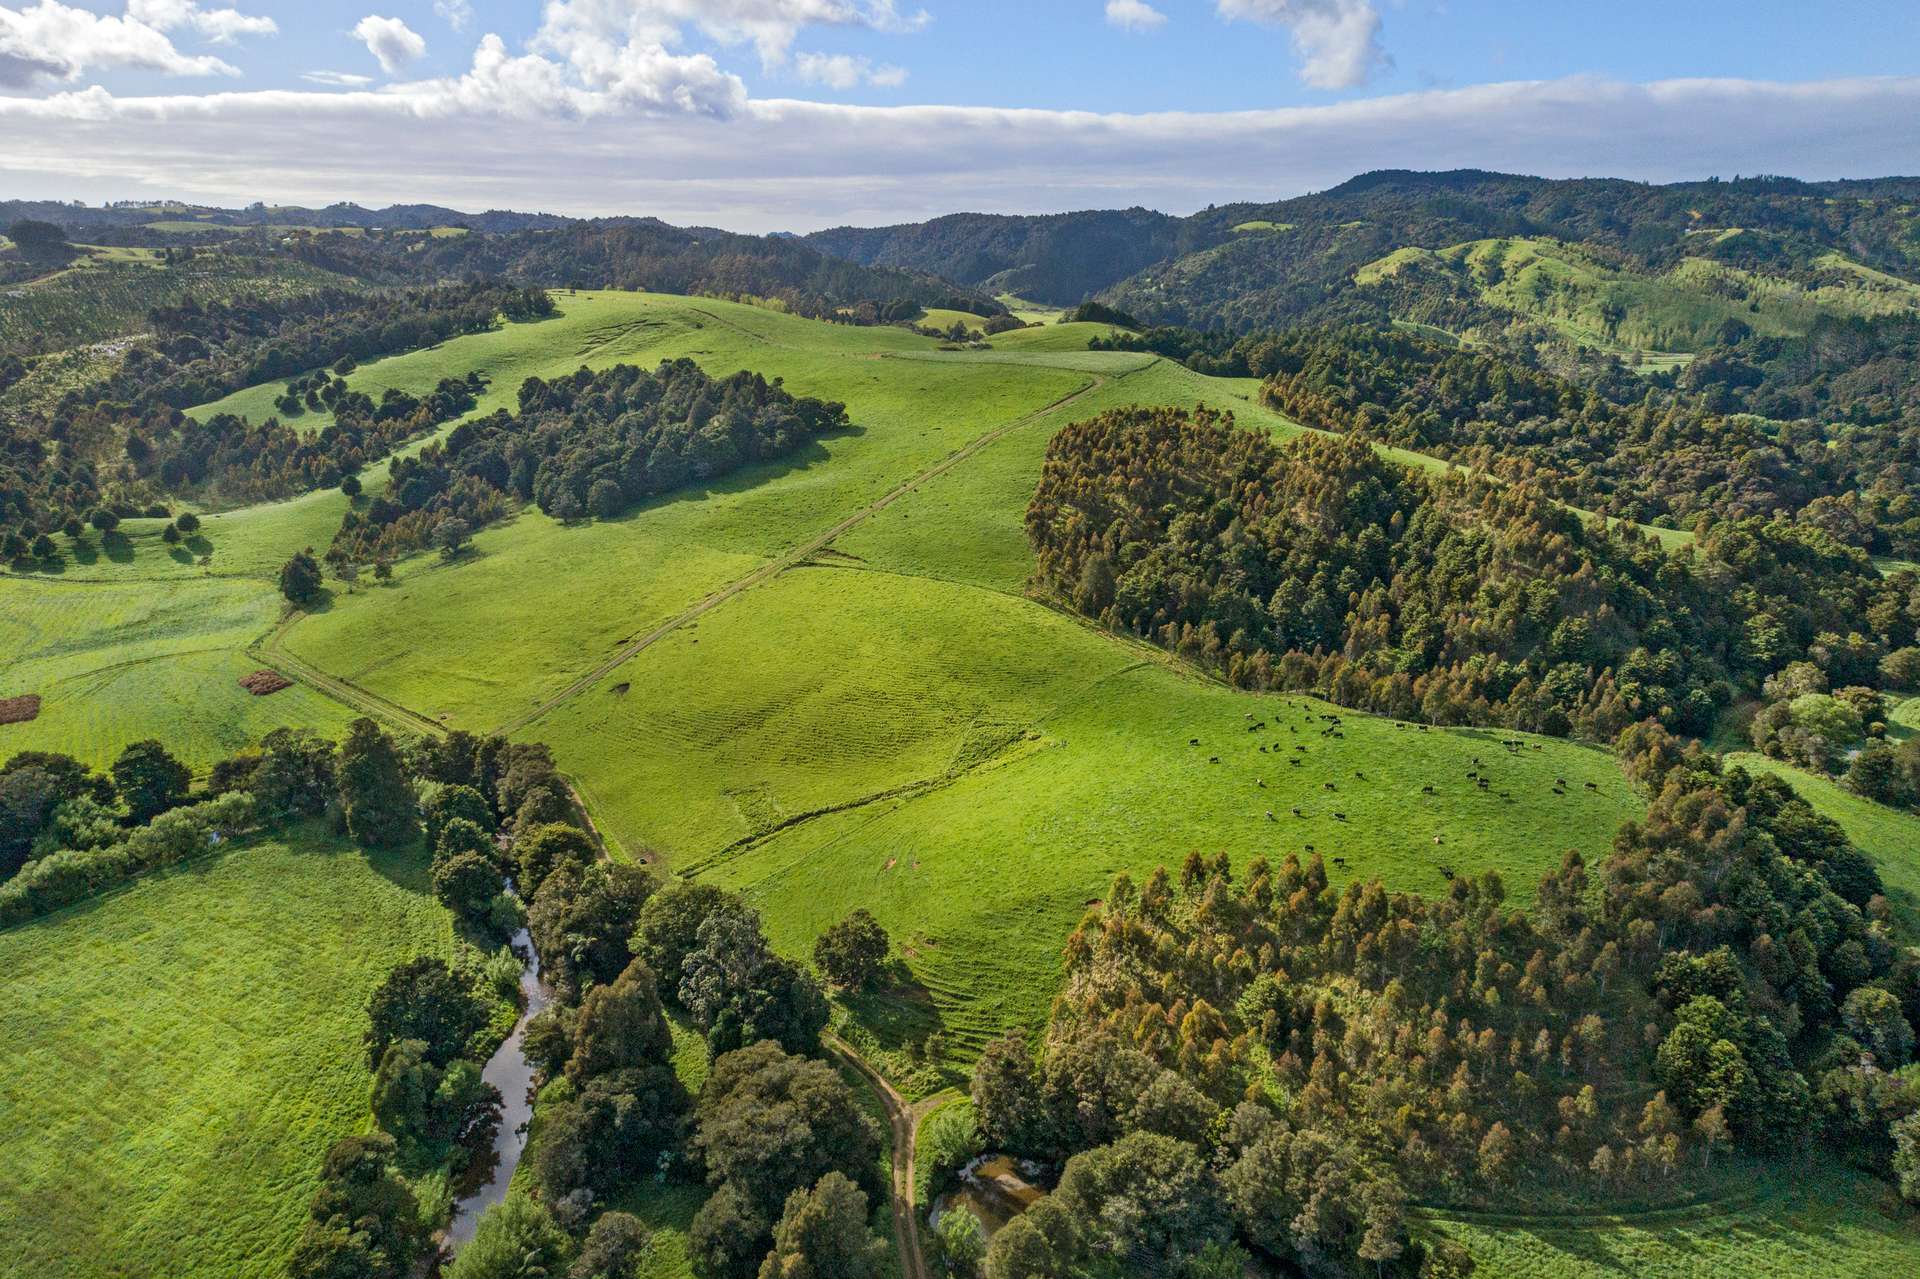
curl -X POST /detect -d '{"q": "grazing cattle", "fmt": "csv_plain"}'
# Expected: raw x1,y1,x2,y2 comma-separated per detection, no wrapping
1257,778,1266,788
1500,791,1511,799
1333,812,1347,821
1190,738,1200,746
1324,781,1336,791
1353,770,1365,780
1585,781,1599,790
1209,756,1220,764
1266,810,1275,820
1290,759,1302,767
1422,785,1435,794
1291,807,1302,816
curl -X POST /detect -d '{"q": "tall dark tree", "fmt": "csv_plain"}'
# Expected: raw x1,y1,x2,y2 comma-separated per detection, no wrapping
279,548,324,605
813,909,890,990
286,1133,423,1279
337,718,418,848
365,955,486,1068
110,740,190,825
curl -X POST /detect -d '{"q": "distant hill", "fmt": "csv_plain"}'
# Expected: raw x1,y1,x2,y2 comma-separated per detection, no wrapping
802,170,1920,345
803,208,1208,306
0,199,572,234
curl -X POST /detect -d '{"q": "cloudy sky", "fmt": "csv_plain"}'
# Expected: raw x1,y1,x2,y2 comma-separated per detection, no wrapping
1,1,1917,231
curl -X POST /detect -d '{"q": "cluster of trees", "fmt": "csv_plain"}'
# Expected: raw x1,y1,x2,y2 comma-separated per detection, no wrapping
288,952,516,1278
804,208,1203,307
1248,325,1919,552
972,720,1920,1276
1027,407,1919,739
327,359,846,566
1,283,533,538
1740,655,1920,810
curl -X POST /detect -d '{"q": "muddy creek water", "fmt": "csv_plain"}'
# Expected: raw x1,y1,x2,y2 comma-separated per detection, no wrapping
445,924,550,1248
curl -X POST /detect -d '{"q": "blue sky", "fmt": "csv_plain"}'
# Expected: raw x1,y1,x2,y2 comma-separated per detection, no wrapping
2,2,1918,228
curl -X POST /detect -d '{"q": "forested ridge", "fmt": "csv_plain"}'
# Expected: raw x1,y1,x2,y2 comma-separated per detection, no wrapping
1248,326,1920,553
1026,406,1918,739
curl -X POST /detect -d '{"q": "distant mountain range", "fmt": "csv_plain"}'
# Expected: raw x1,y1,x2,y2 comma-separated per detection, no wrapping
12,170,1920,347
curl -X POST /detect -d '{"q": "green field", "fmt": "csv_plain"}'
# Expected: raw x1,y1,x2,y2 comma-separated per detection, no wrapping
0,830,456,1279
0,573,356,770
1425,1169,1920,1278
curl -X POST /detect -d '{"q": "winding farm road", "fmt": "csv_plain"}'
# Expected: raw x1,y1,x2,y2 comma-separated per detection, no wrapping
826,1034,956,1279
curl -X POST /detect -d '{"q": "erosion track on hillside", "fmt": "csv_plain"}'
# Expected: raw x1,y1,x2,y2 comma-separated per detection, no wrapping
825,1034,954,1279
492,370,1121,737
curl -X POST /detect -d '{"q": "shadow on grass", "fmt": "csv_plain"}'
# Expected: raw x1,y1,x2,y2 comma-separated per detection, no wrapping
842,964,949,1053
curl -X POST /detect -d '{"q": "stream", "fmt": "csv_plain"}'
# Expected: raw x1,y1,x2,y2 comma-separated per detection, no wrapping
445,923,550,1249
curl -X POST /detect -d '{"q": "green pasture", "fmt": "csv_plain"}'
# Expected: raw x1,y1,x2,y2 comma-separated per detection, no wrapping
277,297,1095,731
0,829,455,1279
178,292,1641,1085
0,573,353,770
540,561,1633,1078
1425,1167,1920,1278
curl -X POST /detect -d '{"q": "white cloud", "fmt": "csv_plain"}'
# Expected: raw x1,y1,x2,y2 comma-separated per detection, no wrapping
0,1,242,87
1106,0,1167,32
0,76,1915,235
433,0,473,31
127,1,276,45
302,69,373,87
533,1,929,71
1218,0,1386,89
354,14,425,76
794,51,904,89
397,31,747,119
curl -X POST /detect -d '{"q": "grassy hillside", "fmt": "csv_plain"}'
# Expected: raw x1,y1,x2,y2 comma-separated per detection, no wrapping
1358,235,1920,354
11,284,1920,1277
0,830,454,1279
1726,751,1920,931
227,294,1643,1089
1424,1168,1920,1278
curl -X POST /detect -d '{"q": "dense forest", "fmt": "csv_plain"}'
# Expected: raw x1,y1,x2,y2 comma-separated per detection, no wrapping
1246,326,1920,554
326,359,847,567
971,722,1920,1276
1026,406,1918,739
